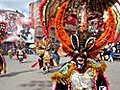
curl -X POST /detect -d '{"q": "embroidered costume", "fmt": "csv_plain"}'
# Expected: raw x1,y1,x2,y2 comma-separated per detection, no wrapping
38,0,120,89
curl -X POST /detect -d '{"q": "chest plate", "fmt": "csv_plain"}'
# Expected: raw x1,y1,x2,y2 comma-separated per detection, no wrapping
70,68,96,90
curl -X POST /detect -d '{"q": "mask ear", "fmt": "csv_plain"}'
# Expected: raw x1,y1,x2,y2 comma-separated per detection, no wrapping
84,37,95,51
70,34,79,50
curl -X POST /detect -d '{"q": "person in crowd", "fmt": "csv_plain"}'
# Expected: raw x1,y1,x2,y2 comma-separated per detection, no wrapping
16,48,27,62
8,47,15,60
0,49,6,74
103,43,116,62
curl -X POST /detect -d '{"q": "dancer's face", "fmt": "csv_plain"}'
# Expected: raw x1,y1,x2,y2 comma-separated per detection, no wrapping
74,51,87,70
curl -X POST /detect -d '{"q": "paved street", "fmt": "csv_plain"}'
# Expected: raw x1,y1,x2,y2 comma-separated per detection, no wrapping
106,61,120,90
0,55,120,90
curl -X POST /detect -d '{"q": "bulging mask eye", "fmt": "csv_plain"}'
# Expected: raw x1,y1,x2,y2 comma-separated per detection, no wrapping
70,34,79,50
84,37,95,51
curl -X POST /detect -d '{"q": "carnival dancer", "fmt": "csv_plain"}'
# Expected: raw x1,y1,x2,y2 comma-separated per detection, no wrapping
51,34,109,90
16,48,27,62
32,36,56,73
103,43,116,62
50,41,60,66
0,49,6,74
51,48,60,66
38,0,120,89
8,47,15,60
42,49,52,72
8,49,14,60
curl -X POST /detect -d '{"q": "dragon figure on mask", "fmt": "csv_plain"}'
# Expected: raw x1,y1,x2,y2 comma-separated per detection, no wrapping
39,0,120,89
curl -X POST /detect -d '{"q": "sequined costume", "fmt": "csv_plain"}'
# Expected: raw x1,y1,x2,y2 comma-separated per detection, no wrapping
38,0,120,89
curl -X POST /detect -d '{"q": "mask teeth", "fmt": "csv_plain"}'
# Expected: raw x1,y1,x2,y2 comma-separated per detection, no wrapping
78,64,81,69
77,57,82,61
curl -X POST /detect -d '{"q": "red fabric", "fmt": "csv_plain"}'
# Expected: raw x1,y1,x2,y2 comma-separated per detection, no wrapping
50,59,54,66
38,59,43,69
31,62,38,68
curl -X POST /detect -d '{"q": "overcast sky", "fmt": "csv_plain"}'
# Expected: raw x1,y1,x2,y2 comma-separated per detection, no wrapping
0,0,36,16
0,0,120,16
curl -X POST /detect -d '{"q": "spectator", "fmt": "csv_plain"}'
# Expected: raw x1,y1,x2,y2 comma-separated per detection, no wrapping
0,49,6,74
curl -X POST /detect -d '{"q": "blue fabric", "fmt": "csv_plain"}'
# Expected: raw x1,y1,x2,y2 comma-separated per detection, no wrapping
52,52,60,65
110,50,115,57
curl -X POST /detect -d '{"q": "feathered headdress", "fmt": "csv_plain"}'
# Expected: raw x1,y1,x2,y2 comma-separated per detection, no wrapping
39,0,120,58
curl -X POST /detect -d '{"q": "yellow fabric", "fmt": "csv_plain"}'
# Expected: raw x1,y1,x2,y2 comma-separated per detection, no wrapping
53,59,58,66
51,61,107,83
51,64,76,82
36,49,45,55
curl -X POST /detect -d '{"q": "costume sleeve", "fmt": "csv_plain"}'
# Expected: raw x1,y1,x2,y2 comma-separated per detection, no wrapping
51,63,76,83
